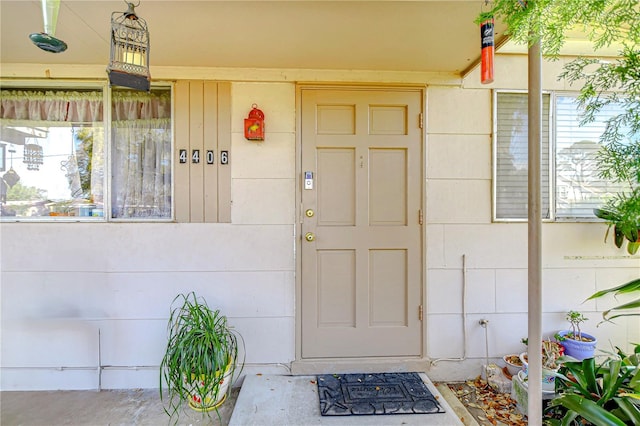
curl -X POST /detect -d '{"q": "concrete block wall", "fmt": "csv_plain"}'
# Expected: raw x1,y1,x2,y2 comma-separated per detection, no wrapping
425,57,640,381
0,82,298,390
1,56,637,389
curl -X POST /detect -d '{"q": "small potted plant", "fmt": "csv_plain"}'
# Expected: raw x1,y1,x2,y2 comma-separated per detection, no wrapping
519,338,565,392
555,311,597,360
160,292,243,424
503,353,524,377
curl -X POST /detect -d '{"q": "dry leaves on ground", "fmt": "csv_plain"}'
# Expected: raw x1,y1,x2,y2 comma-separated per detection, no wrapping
448,377,526,426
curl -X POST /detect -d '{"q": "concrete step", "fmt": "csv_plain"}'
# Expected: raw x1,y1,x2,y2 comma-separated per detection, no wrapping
229,373,465,426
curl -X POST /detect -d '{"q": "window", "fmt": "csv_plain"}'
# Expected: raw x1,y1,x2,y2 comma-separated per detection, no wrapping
494,92,625,221
495,93,551,219
554,95,625,218
111,88,172,219
0,85,172,220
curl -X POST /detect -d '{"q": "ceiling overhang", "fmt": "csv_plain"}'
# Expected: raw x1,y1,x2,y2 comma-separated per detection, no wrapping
1,1,509,76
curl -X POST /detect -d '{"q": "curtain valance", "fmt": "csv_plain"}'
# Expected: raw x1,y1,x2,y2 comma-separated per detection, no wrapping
1,89,171,123
1,90,103,122
112,90,171,121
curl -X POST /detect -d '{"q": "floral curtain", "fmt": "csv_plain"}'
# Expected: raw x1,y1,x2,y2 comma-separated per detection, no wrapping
111,90,171,218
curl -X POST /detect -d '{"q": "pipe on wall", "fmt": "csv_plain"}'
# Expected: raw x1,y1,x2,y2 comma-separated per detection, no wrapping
430,254,468,366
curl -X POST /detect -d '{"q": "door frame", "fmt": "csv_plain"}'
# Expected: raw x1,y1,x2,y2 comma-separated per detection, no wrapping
292,84,429,374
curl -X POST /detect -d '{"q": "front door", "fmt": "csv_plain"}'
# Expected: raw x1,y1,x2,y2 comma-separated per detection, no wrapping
300,87,423,359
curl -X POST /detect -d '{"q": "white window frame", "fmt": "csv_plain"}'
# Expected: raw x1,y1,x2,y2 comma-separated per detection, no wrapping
493,90,619,223
0,79,175,222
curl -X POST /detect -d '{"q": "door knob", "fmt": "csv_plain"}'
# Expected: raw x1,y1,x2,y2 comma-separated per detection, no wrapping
305,232,315,242
305,209,314,218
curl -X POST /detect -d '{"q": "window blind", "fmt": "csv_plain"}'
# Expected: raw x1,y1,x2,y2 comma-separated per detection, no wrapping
495,93,551,219
555,95,625,218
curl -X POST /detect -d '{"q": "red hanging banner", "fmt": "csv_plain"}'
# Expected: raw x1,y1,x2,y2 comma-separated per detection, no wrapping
480,17,495,84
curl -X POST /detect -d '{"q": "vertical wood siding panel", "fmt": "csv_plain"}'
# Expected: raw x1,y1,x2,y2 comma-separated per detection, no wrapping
174,81,190,223
203,82,219,222
189,81,205,222
217,82,232,223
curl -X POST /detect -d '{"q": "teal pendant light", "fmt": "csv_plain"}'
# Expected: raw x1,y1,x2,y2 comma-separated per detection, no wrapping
29,0,67,53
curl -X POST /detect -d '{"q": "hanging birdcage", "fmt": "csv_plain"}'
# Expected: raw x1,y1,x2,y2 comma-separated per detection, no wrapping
107,2,151,92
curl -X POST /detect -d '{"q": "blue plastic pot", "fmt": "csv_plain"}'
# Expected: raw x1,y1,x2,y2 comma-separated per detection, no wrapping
557,330,597,360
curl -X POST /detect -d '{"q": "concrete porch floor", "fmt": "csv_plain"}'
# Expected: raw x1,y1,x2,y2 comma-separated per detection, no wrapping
1,374,474,426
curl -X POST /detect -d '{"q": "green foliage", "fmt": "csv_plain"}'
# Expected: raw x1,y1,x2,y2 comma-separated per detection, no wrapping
565,311,588,340
544,345,640,425
562,43,640,255
482,2,640,256
159,292,243,425
484,1,640,257
479,3,640,421
74,128,94,200
3,183,47,216
481,0,640,56
586,277,640,322
6,182,46,201
594,192,640,255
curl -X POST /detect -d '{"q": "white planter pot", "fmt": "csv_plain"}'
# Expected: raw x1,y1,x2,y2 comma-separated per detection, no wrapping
186,362,233,411
519,352,558,392
503,354,524,376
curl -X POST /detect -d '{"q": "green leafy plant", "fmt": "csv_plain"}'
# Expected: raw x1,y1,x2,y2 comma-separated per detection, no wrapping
561,311,589,341
480,1,640,257
560,29,639,257
160,292,243,424
586,277,640,322
543,345,640,425
594,191,640,255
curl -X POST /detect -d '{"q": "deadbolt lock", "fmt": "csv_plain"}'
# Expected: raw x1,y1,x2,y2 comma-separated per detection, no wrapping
305,209,314,218
305,232,315,242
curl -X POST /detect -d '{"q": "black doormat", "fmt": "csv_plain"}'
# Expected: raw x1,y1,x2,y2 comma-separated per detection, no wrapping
316,372,445,416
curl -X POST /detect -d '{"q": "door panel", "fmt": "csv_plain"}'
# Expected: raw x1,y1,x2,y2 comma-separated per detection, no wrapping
317,249,356,327
369,249,407,326
369,148,407,225
301,88,423,359
317,148,355,226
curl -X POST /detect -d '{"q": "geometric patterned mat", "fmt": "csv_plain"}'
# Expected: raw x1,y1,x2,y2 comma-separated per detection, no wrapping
316,372,445,416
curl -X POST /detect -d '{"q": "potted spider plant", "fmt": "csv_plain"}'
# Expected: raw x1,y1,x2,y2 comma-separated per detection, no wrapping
160,292,243,423
554,311,597,361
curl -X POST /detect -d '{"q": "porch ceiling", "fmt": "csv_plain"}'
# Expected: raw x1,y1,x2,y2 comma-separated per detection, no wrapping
0,0,506,75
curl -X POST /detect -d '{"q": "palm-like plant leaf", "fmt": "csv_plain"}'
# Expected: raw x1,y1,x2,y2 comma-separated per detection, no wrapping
586,277,640,322
614,396,640,423
587,278,640,300
602,298,640,321
549,394,627,426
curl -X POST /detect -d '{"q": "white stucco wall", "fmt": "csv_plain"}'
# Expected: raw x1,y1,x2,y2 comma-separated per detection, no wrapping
1,56,638,390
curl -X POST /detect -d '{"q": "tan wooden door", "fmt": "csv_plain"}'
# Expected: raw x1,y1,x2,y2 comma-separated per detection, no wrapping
300,88,423,358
